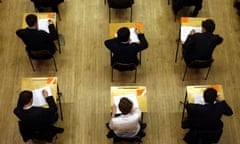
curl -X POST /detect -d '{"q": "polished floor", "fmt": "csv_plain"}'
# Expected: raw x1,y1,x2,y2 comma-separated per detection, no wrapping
0,0,240,143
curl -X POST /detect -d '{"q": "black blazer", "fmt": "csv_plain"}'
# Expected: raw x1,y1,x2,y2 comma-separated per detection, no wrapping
16,24,58,55
14,96,58,132
104,34,148,65
183,32,223,65
185,101,233,130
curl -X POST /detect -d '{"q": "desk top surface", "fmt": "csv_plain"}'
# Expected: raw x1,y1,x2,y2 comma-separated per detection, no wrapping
109,22,143,38
181,17,207,26
110,86,147,112
21,77,58,101
180,17,208,42
186,84,224,104
22,12,57,28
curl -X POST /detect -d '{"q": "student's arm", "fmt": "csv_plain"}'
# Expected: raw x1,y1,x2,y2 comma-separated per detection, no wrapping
136,34,148,51
47,20,58,40
216,98,233,116
42,90,57,113
104,38,116,52
213,35,223,45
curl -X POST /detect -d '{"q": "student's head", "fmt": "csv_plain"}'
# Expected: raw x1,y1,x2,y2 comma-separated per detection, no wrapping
118,97,133,115
17,90,33,107
117,27,130,42
203,88,218,104
202,19,215,33
26,14,38,27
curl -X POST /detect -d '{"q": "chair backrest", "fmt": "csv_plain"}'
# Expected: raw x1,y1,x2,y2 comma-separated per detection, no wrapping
188,59,214,68
197,128,223,143
184,128,222,144
112,62,137,72
28,49,53,60
114,136,141,143
108,0,134,9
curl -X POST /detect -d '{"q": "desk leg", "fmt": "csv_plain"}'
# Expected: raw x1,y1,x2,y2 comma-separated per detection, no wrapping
56,21,62,54
175,24,181,63
181,92,187,125
57,84,64,121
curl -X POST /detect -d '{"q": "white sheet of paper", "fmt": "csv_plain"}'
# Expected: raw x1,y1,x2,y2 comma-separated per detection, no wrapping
32,86,52,106
181,26,202,42
113,94,139,114
129,27,140,44
193,93,205,105
38,18,49,33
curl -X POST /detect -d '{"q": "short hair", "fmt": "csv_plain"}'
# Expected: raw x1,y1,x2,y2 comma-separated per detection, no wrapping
17,90,33,107
203,88,217,104
26,14,38,27
118,97,133,114
202,19,215,33
117,27,130,42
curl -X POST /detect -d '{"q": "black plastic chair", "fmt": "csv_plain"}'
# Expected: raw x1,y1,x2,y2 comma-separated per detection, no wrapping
172,0,203,21
111,62,137,83
31,0,64,20
182,59,213,81
108,0,134,22
27,49,57,72
18,121,60,143
183,128,223,144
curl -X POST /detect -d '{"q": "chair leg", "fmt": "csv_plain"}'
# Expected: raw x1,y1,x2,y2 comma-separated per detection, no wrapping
52,57,58,72
56,7,61,21
168,0,170,5
130,6,132,22
205,65,212,80
109,7,111,23
139,52,141,65
29,58,35,72
111,67,114,81
134,68,137,83
182,66,188,81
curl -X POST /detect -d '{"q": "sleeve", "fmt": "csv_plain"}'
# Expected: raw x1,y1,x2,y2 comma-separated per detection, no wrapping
104,38,116,51
48,24,58,40
220,101,233,116
185,104,198,116
45,96,58,113
214,34,223,45
182,35,194,57
13,107,23,120
135,34,148,52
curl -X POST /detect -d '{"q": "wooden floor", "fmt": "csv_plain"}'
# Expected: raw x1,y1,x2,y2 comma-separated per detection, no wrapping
0,0,240,143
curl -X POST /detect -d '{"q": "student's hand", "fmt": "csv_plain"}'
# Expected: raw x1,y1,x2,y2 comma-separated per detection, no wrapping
189,29,196,35
135,28,140,34
48,19,53,25
216,95,223,102
42,89,48,98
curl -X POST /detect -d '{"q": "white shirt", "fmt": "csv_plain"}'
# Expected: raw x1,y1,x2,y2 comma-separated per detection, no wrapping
109,108,141,137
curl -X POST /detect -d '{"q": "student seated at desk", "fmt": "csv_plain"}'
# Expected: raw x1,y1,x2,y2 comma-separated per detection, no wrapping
13,90,64,144
182,88,233,144
183,19,223,65
16,14,58,55
106,97,146,139
104,27,148,68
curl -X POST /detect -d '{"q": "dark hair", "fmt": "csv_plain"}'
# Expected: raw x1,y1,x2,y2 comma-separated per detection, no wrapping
203,88,217,104
17,90,33,108
202,19,215,33
26,14,38,27
117,27,130,42
118,97,133,114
